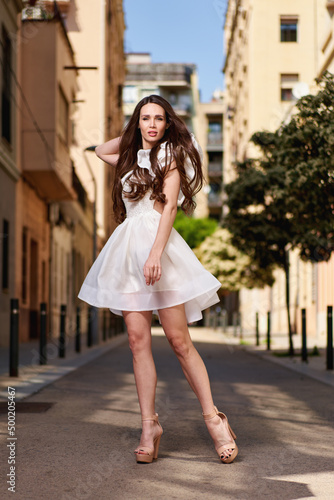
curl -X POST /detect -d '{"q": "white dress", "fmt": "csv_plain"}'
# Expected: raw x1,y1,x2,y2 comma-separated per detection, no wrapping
78,135,221,323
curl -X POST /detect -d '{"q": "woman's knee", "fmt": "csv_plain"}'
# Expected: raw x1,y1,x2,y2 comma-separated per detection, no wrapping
167,333,192,359
127,327,151,354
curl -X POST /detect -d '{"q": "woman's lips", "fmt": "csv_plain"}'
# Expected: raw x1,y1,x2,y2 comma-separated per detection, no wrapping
148,132,157,136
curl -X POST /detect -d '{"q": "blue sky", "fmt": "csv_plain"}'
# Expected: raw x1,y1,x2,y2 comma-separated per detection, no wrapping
123,0,227,102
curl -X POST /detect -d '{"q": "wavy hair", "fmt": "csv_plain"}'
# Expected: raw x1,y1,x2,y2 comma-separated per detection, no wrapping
112,94,203,223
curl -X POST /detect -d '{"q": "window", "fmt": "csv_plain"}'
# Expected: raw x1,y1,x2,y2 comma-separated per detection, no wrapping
22,227,28,302
123,85,138,104
2,219,9,290
58,86,69,144
1,28,12,143
280,17,298,42
280,74,299,101
140,88,159,101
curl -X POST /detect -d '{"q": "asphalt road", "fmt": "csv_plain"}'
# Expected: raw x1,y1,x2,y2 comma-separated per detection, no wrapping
1,333,334,500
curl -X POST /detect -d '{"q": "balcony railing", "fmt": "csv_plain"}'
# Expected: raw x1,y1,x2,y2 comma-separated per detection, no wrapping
207,132,223,147
208,162,223,176
22,0,69,20
208,192,222,207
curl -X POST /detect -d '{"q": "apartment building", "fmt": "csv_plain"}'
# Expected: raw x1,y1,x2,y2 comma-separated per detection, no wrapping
197,92,224,220
223,0,333,339
13,0,125,343
123,53,199,133
0,0,23,346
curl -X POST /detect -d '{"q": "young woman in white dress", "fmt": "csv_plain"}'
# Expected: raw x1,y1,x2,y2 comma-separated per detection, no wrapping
78,95,238,464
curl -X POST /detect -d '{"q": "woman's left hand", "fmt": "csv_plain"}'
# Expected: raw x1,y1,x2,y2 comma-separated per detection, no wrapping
143,253,162,286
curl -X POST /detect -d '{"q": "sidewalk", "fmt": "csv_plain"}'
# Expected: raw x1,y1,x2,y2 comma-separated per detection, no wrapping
0,332,128,401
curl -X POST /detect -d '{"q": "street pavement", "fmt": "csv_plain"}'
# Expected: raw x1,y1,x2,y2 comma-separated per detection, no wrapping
0,327,334,499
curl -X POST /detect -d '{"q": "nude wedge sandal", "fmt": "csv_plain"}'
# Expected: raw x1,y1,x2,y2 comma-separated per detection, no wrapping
203,406,238,464
134,413,163,464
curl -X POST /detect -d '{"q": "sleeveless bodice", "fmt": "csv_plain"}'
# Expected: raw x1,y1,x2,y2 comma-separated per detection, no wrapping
123,191,155,219
121,170,156,219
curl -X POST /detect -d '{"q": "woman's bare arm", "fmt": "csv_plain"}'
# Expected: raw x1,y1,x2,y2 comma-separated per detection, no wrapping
95,137,121,166
143,163,180,286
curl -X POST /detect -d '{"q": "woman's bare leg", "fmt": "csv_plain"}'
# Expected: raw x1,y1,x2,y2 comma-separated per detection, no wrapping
123,310,162,455
158,304,234,459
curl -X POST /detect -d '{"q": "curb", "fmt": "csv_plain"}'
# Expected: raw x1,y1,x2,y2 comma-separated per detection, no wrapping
243,345,334,388
0,333,128,401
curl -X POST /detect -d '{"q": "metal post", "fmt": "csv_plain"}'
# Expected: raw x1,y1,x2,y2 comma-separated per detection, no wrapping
233,312,237,337
87,306,93,347
256,312,259,346
238,311,243,340
9,299,19,377
222,310,227,333
301,308,307,362
267,311,271,351
59,304,66,358
103,310,107,341
327,306,333,370
39,302,47,365
75,306,81,353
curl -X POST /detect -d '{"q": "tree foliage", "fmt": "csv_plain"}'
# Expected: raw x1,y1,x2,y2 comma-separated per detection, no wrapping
194,228,274,292
224,71,334,354
173,210,218,249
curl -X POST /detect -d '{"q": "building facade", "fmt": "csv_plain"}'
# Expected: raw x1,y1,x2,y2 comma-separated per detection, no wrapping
223,0,334,340
0,0,23,346
197,92,224,220
7,0,125,346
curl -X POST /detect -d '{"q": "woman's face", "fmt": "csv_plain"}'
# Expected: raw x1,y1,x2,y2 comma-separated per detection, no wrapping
138,103,169,150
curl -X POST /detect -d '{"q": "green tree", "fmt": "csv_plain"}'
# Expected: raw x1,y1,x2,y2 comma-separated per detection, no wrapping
173,210,218,249
194,228,274,293
224,72,334,355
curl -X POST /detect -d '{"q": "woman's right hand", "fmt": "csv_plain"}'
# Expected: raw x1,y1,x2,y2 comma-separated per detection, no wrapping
95,137,121,166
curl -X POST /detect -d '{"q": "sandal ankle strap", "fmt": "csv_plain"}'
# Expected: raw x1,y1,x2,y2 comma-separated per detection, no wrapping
142,413,159,422
202,406,218,420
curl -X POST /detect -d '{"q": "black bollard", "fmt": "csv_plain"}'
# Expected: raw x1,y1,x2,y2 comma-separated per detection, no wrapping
75,306,81,353
39,302,47,365
9,299,19,377
327,306,333,370
59,304,66,358
301,308,307,363
103,309,107,342
87,306,93,347
256,312,259,346
267,311,271,351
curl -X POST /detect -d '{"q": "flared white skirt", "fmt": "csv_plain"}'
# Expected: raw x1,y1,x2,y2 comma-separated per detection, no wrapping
78,208,221,323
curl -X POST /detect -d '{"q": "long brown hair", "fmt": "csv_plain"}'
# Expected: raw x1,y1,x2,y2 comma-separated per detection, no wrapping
112,94,203,223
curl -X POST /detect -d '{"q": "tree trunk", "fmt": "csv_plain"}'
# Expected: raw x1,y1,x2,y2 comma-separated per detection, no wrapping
284,250,294,356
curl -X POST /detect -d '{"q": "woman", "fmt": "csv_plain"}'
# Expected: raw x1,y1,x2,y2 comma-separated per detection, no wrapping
78,95,238,464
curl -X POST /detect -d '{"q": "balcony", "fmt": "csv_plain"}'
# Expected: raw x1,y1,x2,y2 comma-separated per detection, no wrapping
22,0,70,19
208,162,223,178
207,132,223,151
126,63,195,88
21,6,77,201
208,191,222,207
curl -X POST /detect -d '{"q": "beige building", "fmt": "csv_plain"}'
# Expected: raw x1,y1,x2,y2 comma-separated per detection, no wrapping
0,0,23,346
14,0,125,344
223,0,334,340
197,92,224,220
66,0,125,242
123,53,199,132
